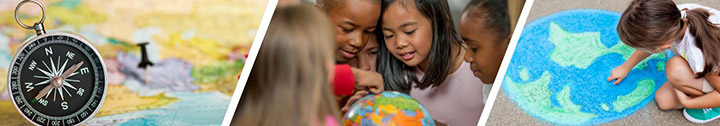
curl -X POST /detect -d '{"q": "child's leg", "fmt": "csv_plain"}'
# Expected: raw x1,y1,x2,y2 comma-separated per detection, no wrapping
666,56,705,96
655,81,684,110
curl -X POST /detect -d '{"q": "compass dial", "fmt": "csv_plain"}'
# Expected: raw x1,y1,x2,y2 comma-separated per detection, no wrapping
8,32,107,126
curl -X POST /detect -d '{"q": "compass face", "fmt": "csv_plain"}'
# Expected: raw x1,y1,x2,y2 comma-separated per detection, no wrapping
8,32,107,126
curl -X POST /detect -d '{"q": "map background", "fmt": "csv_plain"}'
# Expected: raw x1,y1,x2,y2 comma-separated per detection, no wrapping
0,0,267,125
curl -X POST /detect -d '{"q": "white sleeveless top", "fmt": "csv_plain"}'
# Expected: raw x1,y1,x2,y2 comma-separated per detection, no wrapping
672,3,720,73
672,3,720,92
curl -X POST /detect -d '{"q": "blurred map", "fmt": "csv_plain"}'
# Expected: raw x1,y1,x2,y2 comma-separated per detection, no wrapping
0,0,266,125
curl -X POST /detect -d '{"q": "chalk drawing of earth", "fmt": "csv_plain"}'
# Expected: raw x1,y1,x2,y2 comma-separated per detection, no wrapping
502,9,670,125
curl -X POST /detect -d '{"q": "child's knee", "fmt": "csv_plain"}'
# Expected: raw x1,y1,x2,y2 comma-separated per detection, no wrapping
665,56,689,85
655,83,679,110
655,94,674,110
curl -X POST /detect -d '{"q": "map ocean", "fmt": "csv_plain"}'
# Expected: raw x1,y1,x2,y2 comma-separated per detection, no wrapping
502,9,670,125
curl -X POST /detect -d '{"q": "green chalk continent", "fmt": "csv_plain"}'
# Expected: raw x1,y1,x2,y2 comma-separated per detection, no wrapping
505,70,596,125
548,22,665,70
656,61,666,71
601,103,610,111
613,79,656,112
519,68,530,81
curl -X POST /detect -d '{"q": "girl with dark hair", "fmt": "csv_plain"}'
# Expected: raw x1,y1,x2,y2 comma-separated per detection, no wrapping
607,0,720,123
378,0,484,125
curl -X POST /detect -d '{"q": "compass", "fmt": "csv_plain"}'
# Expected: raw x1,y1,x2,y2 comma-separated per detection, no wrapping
7,0,107,125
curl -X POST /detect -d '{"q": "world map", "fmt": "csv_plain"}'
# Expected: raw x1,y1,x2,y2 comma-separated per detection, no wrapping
0,0,266,125
502,10,669,125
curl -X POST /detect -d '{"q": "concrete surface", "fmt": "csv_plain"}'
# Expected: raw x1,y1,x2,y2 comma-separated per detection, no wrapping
487,0,720,125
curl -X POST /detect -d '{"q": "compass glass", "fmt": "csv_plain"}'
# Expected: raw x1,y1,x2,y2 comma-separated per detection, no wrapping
9,34,106,126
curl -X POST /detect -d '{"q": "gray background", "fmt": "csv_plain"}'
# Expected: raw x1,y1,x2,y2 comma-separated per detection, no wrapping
488,0,720,125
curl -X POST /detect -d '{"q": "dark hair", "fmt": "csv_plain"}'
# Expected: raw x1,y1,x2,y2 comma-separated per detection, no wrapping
318,0,381,12
464,0,511,40
618,0,720,77
377,0,464,92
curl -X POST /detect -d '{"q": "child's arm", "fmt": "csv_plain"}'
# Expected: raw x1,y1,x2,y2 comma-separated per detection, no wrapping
676,74,720,108
607,50,652,84
333,64,356,96
350,67,384,94
332,64,384,96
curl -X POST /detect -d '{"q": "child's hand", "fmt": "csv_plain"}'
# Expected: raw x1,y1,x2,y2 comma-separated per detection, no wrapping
352,68,384,94
341,90,369,113
607,65,631,85
674,88,693,107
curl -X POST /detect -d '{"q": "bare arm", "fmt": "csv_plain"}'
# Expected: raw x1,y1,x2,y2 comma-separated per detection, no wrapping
607,50,652,84
677,73,720,108
621,50,652,69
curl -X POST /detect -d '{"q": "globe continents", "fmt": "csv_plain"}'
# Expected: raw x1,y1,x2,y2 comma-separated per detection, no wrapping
343,91,435,126
502,9,668,125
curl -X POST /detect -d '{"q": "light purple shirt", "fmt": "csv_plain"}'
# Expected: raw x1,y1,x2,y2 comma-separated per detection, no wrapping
411,61,486,126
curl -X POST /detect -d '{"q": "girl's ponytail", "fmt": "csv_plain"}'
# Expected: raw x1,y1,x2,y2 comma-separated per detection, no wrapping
685,8,720,77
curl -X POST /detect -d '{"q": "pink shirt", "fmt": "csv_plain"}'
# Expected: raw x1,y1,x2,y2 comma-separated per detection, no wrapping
411,61,486,126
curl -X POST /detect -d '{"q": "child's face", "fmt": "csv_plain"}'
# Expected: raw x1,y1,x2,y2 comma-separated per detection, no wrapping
326,1,381,63
348,35,379,72
381,2,433,68
460,11,509,83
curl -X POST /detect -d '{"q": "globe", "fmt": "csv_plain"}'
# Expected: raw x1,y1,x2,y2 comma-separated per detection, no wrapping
343,91,435,126
502,9,669,125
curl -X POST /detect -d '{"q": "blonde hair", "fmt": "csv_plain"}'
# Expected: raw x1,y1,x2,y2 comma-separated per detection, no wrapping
232,4,339,126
